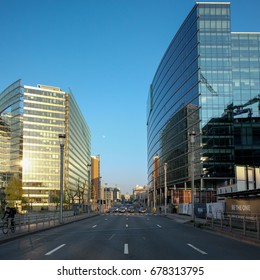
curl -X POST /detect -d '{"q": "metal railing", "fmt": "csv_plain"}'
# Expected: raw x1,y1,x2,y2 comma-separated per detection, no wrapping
205,212,260,240
1,210,97,236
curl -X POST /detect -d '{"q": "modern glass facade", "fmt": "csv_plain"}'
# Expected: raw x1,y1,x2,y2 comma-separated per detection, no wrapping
66,90,91,206
0,80,91,209
0,80,23,183
231,33,260,166
147,2,260,205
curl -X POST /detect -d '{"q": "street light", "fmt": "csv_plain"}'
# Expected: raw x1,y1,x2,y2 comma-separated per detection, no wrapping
87,164,91,216
153,172,156,211
164,162,167,216
59,134,66,224
189,129,196,222
153,154,159,212
98,176,102,213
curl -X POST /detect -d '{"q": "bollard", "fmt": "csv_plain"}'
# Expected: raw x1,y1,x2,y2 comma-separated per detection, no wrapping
229,216,232,232
243,215,246,236
257,220,260,239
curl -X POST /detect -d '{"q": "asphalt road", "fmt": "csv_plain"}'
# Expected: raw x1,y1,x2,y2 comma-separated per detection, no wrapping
0,213,260,260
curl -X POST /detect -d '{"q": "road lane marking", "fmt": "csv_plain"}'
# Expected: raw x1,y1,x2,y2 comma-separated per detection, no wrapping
124,243,129,254
157,224,162,228
187,243,207,255
45,244,66,256
92,225,97,228
126,224,128,228
109,234,115,240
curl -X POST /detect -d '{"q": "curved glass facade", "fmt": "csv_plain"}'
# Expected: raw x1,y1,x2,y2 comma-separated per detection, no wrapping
147,4,200,197
147,2,260,204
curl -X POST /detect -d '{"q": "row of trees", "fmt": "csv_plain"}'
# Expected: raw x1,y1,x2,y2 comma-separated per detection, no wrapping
51,179,89,210
0,177,91,213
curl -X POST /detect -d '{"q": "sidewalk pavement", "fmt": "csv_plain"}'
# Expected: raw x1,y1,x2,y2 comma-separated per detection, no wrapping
165,213,260,245
165,213,204,224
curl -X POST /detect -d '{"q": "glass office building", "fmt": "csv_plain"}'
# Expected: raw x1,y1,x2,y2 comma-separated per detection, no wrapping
147,2,260,205
0,80,91,210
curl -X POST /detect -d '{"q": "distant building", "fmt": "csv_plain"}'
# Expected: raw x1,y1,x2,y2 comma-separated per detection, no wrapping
124,192,131,201
147,2,260,209
113,187,121,201
91,155,101,208
133,185,149,205
99,185,121,211
0,80,91,210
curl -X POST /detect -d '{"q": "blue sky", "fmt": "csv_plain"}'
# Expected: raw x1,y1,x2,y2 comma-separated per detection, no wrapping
1,0,260,194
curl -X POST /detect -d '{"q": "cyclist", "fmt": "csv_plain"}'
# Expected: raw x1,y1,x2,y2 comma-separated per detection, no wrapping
2,206,16,227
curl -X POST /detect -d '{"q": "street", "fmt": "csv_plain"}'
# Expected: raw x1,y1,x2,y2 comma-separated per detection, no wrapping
0,213,260,260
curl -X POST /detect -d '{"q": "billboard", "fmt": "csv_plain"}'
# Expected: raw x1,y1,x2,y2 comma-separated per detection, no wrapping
225,198,260,214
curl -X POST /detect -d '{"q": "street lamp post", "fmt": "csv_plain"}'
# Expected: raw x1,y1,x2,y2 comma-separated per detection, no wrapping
87,164,91,216
98,176,102,213
189,130,196,222
164,162,167,216
59,134,66,224
153,172,156,210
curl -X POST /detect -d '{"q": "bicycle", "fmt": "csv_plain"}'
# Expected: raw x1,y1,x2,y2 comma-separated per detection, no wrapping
1,218,16,234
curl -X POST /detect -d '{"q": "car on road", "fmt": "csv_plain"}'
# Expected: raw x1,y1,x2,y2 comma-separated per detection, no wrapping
138,207,147,213
119,206,127,213
127,206,135,213
108,207,119,213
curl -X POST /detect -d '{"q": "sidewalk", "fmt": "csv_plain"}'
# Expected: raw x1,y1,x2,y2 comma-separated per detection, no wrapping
165,213,260,245
165,213,206,224
0,212,98,244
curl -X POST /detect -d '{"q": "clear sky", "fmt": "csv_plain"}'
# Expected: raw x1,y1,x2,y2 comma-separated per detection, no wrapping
1,0,260,194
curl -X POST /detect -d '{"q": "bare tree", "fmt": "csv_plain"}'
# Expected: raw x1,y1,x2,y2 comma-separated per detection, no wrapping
65,187,78,209
77,178,87,212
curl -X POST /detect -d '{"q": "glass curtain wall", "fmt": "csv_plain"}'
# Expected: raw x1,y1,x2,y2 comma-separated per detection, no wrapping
147,2,260,204
231,33,260,166
1,81,92,210
0,80,23,184
198,3,234,193
66,90,91,207
22,85,66,208
147,4,200,202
